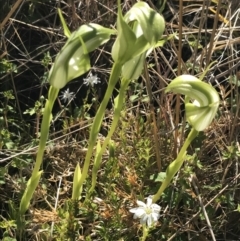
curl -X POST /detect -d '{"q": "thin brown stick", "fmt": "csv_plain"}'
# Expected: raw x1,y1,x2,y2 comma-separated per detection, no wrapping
190,174,217,241
173,0,184,157
206,1,221,66
143,62,162,171
0,0,24,31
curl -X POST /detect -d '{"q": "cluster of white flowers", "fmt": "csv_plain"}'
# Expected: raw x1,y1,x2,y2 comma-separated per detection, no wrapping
130,196,161,227
59,72,101,103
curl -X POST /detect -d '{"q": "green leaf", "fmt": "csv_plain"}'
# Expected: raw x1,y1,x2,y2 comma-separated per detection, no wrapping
150,172,166,182
130,94,139,102
93,140,102,170
20,171,42,214
235,204,240,212
58,8,71,37
72,163,82,200
0,220,16,228
3,237,17,241
122,52,146,80
111,0,136,63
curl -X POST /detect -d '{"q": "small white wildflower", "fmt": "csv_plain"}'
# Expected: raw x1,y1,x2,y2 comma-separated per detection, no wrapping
59,88,75,103
83,72,100,87
129,196,161,227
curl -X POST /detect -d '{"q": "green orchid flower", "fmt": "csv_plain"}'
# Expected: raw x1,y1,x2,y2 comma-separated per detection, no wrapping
112,0,165,64
166,74,219,131
73,1,165,201
153,74,220,203
20,14,114,215
49,23,114,89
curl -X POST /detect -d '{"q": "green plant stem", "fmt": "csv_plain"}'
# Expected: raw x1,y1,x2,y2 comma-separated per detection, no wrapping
87,79,129,198
152,128,198,203
141,225,149,241
32,86,59,177
76,62,122,196
87,169,97,198
20,86,59,214
96,80,129,158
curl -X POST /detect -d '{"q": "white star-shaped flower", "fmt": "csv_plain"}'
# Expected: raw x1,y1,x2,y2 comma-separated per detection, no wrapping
129,196,161,227
83,72,100,87
59,88,75,103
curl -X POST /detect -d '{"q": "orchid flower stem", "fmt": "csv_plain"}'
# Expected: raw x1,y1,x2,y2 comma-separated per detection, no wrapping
152,128,199,203
20,86,59,214
86,79,129,199
98,80,129,155
87,176,96,199
76,62,123,194
32,86,59,177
